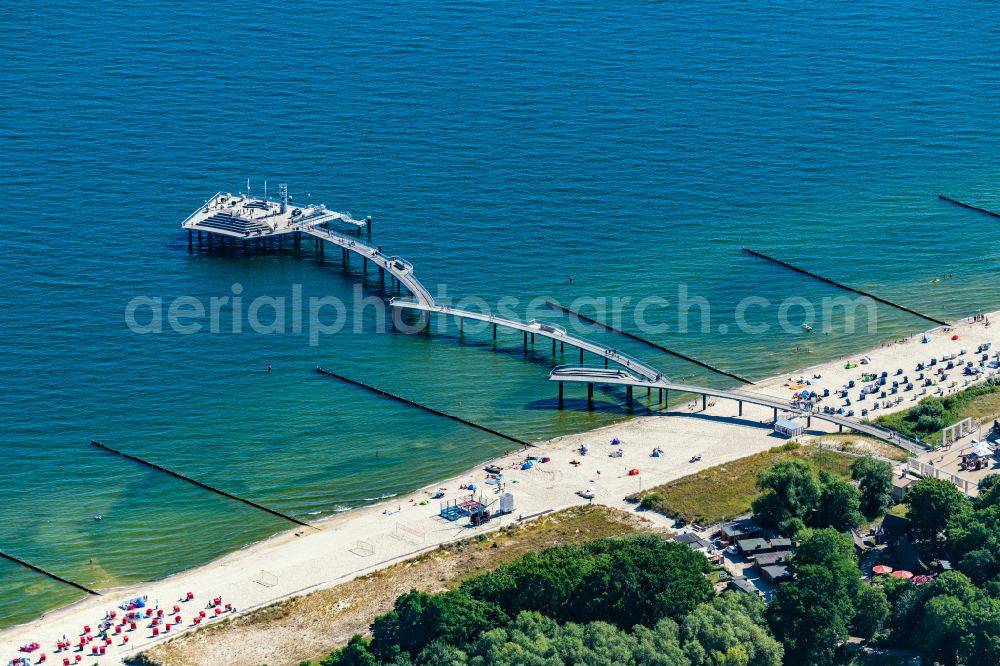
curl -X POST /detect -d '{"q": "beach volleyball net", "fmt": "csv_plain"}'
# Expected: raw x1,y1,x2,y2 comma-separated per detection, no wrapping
255,570,279,587
350,540,376,557
393,523,426,545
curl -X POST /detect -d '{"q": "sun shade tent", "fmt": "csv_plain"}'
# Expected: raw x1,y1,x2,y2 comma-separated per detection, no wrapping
773,418,804,437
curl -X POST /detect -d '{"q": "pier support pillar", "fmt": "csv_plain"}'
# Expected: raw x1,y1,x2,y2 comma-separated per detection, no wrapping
659,388,664,404
604,357,608,368
558,382,564,408
187,230,192,252
664,389,669,411
647,387,651,397
627,385,633,406
493,324,497,340
531,333,535,344
379,267,385,283
560,342,564,353
773,407,777,422
702,394,707,411
523,331,528,349
587,383,594,410
580,348,584,364
552,339,556,356
839,424,844,433
807,416,812,428
738,401,743,417
459,318,464,337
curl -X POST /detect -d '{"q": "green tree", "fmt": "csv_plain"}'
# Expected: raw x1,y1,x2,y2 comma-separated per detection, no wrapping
958,548,997,587
812,471,863,531
914,594,970,666
794,528,857,569
977,473,1000,497
903,478,970,545
751,459,821,528
414,640,468,666
322,635,378,666
853,585,890,641
680,592,783,666
466,611,691,666
851,456,894,518
370,589,507,661
461,536,712,629
767,529,861,666
958,597,1000,666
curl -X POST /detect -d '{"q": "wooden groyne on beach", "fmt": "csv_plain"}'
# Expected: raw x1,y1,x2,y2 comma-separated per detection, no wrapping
742,248,948,326
938,194,1000,219
545,300,753,385
0,550,101,596
315,367,533,448
89,441,315,529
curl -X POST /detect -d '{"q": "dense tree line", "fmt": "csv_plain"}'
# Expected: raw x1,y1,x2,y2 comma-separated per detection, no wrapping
751,456,892,534
321,536,782,666
315,464,1000,666
766,475,1000,666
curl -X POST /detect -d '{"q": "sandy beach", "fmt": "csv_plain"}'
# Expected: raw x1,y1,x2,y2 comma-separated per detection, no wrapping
3,312,997,665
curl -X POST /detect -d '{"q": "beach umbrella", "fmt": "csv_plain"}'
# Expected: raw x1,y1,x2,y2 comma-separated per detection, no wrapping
912,575,934,584
872,565,893,575
891,570,914,579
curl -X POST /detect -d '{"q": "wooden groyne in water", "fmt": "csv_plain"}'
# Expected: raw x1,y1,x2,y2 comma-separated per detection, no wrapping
315,367,533,448
545,300,753,385
938,194,1000,220
90,441,315,529
742,248,948,326
0,550,101,596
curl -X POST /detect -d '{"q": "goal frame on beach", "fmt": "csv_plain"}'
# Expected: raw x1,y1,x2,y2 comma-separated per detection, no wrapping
393,523,426,545
255,570,279,587
350,540,376,557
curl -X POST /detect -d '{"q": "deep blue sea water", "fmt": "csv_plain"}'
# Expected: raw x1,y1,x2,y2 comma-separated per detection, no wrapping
2,0,1000,627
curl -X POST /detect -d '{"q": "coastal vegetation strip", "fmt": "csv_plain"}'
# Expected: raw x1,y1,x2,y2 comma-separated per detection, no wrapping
629,443,861,524
133,506,653,666
875,377,1000,445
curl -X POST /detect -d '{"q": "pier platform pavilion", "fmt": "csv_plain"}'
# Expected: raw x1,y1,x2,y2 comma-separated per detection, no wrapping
181,184,371,252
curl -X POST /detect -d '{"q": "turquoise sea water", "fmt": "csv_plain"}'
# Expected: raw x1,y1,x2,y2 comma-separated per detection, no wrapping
2,0,1000,627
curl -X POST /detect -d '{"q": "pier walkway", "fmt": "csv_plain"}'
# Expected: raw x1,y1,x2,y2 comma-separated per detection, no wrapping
391,299,663,382
548,367,924,452
295,230,921,453
303,227,435,307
